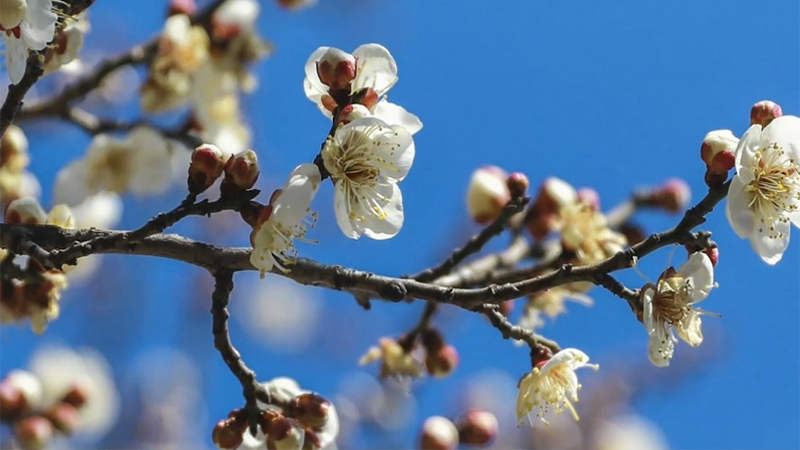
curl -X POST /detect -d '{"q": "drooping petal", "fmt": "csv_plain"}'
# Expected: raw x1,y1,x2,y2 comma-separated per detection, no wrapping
675,313,703,347
352,44,397,95
20,0,57,50
749,219,791,265
760,115,800,161
4,36,29,84
371,100,423,135
647,330,672,367
678,252,714,302
333,181,360,239
272,163,321,226
641,287,656,333
726,174,756,238
362,182,404,240
734,124,762,176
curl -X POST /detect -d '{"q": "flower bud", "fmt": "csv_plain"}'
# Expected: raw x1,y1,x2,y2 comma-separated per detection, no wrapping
1,371,42,414
685,243,719,267
419,416,459,450
287,393,331,430
647,178,691,213
530,344,554,368
189,144,228,194
0,378,25,420
456,409,498,447
700,130,738,173
60,384,89,409
266,417,305,450
275,0,316,9
1,124,29,172
45,403,80,434
316,48,356,92
750,100,782,128
577,187,600,209
221,149,260,197
506,172,529,198
46,205,75,229
466,166,510,224
354,87,379,110
336,104,371,126
425,344,459,378
499,299,514,317
15,416,53,450
5,197,46,224
525,177,577,239
212,419,244,450
0,0,26,31
168,0,196,16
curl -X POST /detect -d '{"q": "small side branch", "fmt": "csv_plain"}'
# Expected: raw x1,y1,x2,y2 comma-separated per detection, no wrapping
477,304,560,353
1,53,45,137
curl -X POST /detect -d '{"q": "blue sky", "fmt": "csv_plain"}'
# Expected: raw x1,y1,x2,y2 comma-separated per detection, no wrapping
2,1,799,449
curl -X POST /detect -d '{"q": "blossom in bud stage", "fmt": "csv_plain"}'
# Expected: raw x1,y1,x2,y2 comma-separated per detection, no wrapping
456,409,498,446
212,418,245,450
250,164,321,276
189,143,228,193
516,348,598,425
425,344,459,378
15,416,53,450
750,100,782,128
647,178,691,213
336,104,371,126
266,418,306,450
359,337,423,379
701,129,738,173
525,177,578,239
60,384,89,408
168,0,197,16
640,252,718,367
419,416,459,450
221,149,259,195
0,371,43,417
1,124,30,173
288,393,331,430
726,115,800,264
45,402,80,433
5,197,46,224
1,0,58,84
304,44,422,134
0,0,27,30
322,117,415,239
46,204,75,229
506,172,529,198
467,166,511,224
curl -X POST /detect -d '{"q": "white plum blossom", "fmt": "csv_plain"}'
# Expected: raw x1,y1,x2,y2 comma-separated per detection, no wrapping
641,252,718,367
515,348,598,425
321,117,415,240
1,0,58,84
304,44,422,135
726,115,800,264
250,163,321,276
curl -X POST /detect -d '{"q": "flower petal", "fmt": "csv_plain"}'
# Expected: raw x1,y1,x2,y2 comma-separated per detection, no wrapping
734,124,762,176
363,182,404,240
726,174,756,238
4,36,29,84
374,124,415,182
678,252,714,302
352,44,397,95
760,115,800,161
675,313,703,347
304,46,331,100
21,0,57,50
333,181,360,239
371,100,423,135
749,219,790,265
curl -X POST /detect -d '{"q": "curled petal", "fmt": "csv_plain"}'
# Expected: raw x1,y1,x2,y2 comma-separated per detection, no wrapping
371,100,423,135
352,43,398,95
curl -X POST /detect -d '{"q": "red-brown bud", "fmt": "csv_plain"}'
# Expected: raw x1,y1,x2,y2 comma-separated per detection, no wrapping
685,244,719,267
15,416,53,450
645,178,691,213
287,393,331,430
212,419,244,450
188,144,228,194
60,384,89,409
4,197,46,224
420,328,445,352
419,416,459,450
525,177,577,239
316,48,356,92
425,344,459,378
506,172,529,198
168,0,196,16
700,130,738,174
356,87,379,110
456,409,498,447
221,149,260,197
336,104,371,126
530,344,554,368
45,403,80,434
0,379,25,420
750,100,782,128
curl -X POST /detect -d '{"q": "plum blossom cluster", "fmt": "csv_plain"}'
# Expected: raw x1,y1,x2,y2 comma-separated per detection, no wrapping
212,377,338,450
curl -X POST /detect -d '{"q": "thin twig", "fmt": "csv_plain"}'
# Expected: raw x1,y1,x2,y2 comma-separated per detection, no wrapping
477,304,560,353
1,53,45,138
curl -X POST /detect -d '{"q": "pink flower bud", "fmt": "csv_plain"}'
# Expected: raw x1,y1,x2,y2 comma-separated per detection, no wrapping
456,409,498,446
750,100,782,127
419,416,459,450
577,187,601,209
506,172,529,198
167,0,196,16
212,419,244,450
266,417,305,450
336,104,371,126
425,344,459,378
466,166,510,224
0,379,25,420
189,144,228,194
1,371,42,413
287,393,331,430
45,403,79,434
700,130,738,173
5,197,46,224
316,48,357,92
650,178,691,213
221,149,260,197
15,416,53,450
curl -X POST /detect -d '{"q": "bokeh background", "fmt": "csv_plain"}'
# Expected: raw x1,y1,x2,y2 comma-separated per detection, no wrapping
2,0,799,449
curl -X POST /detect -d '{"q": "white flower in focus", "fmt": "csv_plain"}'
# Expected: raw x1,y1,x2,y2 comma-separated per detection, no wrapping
641,252,718,367
250,163,321,277
726,115,800,264
1,0,58,84
515,348,598,425
359,337,423,379
28,346,120,439
304,44,422,134
322,117,415,239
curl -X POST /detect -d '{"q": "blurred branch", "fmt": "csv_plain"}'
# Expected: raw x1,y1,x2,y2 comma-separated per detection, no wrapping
59,106,200,146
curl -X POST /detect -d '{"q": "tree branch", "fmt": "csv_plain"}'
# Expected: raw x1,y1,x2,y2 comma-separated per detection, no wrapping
477,304,560,353
1,53,45,138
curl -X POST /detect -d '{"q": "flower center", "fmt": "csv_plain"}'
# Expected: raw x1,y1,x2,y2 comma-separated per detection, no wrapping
653,275,693,325
325,128,382,187
746,142,800,238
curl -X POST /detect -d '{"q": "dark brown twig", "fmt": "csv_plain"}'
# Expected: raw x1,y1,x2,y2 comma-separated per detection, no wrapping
477,304,560,353
1,53,45,138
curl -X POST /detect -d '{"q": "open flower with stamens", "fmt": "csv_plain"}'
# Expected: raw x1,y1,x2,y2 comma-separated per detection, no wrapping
726,115,800,264
250,163,321,277
322,117,414,239
359,337,423,379
515,348,598,425
640,252,718,367
304,44,422,134
1,0,58,84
